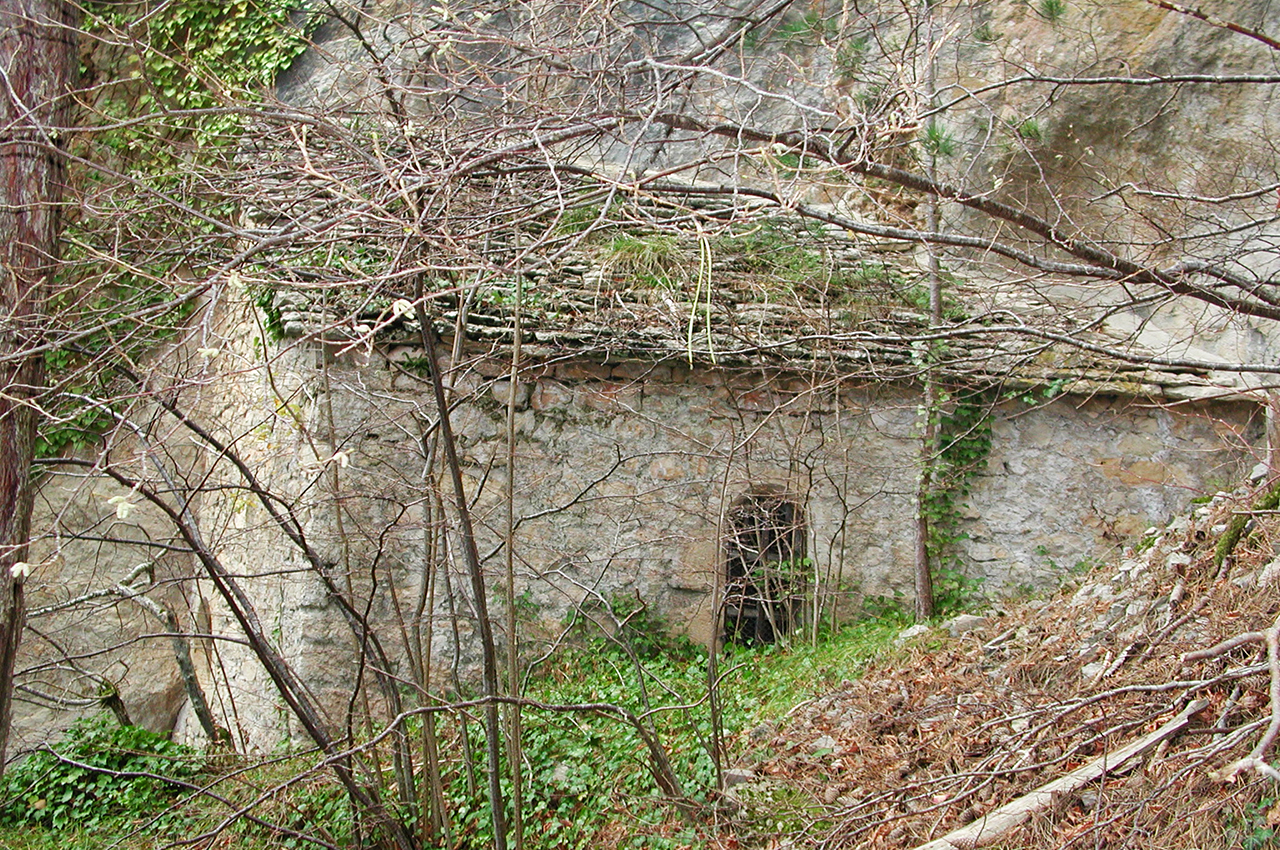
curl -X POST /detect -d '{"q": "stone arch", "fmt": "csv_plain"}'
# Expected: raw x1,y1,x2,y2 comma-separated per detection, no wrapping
722,485,807,645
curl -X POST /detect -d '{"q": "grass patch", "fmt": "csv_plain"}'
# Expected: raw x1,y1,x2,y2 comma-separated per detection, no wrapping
724,614,910,720
1037,0,1067,23
1017,117,1045,142
603,233,684,288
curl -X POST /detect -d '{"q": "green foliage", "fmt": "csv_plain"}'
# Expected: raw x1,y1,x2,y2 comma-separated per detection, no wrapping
732,780,829,839
442,608,712,849
1243,822,1278,850
726,613,908,728
548,203,609,238
1071,555,1101,575
922,393,994,614
33,370,115,459
716,222,838,300
973,22,999,43
836,261,962,319
721,223,811,272
35,274,192,459
835,33,871,78
902,281,968,321
35,272,197,458
1036,0,1068,23
1216,477,1280,568
0,622,914,850
84,0,315,155
845,261,910,294
493,603,906,848
275,780,354,849
852,83,891,115
37,2,316,458
720,226,918,309
753,557,813,588
1011,377,1067,406
932,566,985,615
254,285,286,342
859,590,909,622
601,592,703,663
1227,791,1280,850
0,714,199,831
776,10,837,46
1017,117,1045,142
770,150,819,176
920,120,957,158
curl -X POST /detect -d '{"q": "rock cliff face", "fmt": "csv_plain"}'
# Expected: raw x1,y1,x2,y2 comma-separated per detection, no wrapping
942,0,1280,371
272,0,1280,369
16,0,1280,750
12,470,189,753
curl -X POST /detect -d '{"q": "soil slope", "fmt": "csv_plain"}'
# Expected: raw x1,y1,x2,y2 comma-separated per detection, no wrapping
731,477,1280,849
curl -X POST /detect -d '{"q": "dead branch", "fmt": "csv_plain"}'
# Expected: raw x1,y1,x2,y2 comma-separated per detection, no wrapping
1183,630,1267,664
910,699,1208,850
1209,615,1280,781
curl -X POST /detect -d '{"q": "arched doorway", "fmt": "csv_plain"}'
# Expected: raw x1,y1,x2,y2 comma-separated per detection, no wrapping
722,487,807,645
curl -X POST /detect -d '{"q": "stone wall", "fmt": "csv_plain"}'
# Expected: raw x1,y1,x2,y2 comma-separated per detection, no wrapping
971,397,1257,586
169,329,1256,747
13,326,1257,752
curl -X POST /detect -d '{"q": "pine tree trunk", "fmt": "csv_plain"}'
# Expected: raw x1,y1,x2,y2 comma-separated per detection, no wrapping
0,0,79,776
913,0,942,623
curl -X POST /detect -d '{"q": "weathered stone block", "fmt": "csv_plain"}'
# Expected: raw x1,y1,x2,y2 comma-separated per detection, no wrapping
555,361,613,381
472,358,508,377
737,389,777,412
490,379,532,410
648,456,687,480
532,379,573,410
612,362,671,382
580,383,641,412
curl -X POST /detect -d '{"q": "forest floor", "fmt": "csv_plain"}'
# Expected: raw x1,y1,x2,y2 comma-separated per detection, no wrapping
721,477,1280,849
7,480,1280,850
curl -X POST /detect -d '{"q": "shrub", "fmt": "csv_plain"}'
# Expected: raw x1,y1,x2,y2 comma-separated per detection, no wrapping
0,714,199,830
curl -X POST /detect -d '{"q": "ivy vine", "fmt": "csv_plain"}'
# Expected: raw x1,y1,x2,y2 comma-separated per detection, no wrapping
37,2,317,458
922,390,993,613
84,0,315,154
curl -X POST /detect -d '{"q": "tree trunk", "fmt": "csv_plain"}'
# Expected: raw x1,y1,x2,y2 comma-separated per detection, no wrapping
0,0,79,776
414,280,509,850
913,0,942,623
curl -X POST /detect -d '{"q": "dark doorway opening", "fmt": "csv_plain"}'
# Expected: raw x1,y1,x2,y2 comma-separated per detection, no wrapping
722,487,807,645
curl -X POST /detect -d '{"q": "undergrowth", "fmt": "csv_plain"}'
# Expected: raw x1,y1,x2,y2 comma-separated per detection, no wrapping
0,713,200,846
0,611,907,850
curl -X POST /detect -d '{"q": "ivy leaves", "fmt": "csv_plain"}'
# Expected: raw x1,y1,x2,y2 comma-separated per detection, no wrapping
922,393,993,614
0,713,198,831
86,0,314,146
35,3,317,458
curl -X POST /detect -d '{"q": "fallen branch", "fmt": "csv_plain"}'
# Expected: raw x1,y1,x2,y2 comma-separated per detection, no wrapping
1183,630,1266,664
1210,615,1280,782
911,699,1208,850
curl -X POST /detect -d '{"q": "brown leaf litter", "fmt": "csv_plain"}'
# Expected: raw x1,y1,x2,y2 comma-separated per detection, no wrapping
724,480,1280,849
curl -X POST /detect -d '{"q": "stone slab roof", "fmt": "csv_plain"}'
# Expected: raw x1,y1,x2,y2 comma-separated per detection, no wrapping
269,233,1256,405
